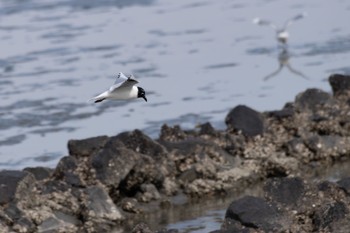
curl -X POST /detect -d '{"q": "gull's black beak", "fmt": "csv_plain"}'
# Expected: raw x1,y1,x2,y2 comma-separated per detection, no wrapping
142,96,147,102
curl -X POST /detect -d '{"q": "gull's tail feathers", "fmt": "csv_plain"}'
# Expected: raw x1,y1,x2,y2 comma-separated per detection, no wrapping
88,91,108,103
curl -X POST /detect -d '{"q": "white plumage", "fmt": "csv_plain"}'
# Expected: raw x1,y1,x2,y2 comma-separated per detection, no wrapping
90,72,147,103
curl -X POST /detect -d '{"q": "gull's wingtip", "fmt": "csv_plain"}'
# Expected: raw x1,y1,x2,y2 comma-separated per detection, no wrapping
87,98,95,103
127,74,139,83
252,17,260,24
117,72,124,78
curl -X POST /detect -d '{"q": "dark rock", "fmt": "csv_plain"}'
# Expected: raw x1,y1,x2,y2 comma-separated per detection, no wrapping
329,74,350,96
159,124,187,142
311,114,329,123
285,138,306,155
219,218,250,233
161,138,235,169
55,156,77,172
264,160,288,178
225,196,281,232
23,167,53,180
209,229,250,233
313,201,348,230
91,139,140,187
120,198,141,213
267,102,294,119
4,203,22,222
40,179,71,194
119,155,165,197
115,129,167,157
132,222,153,233
337,177,350,194
304,135,345,156
37,211,80,233
13,216,36,233
294,88,331,112
53,156,83,187
264,177,304,206
135,183,161,202
178,167,197,183
68,135,109,157
83,186,123,222
156,229,179,233
318,180,338,192
199,122,216,135
0,170,35,205
225,105,264,137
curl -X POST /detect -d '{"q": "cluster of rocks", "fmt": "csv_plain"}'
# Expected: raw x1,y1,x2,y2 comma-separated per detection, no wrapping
211,176,350,233
1,74,350,233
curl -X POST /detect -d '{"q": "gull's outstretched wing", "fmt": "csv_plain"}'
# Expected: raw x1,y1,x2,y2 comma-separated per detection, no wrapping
109,74,139,92
283,12,307,30
113,72,128,84
253,17,278,31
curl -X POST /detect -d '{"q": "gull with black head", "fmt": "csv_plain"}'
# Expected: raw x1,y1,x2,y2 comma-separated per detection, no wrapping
90,72,147,103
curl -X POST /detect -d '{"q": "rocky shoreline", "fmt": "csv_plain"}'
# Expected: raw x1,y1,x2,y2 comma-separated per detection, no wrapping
1,74,350,233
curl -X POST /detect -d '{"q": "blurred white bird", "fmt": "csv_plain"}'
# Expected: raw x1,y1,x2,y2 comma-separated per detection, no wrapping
253,12,307,45
90,72,147,103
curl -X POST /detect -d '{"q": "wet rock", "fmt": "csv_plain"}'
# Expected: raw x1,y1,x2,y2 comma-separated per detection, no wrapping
115,129,167,157
294,88,331,112
83,186,124,222
312,201,348,231
329,74,350,96
161,138,235,173
178,167,197,183
121,198,142,213
225,105,264,137
159,124,187,142
3,203,22,221
225,196,281,232
135,183,161,202
23,167,53,181
53,156,84,187
337,177,350,194
91,138,140,188
156,229,179,233
132,222,153,233
119,155,166,197
40,179,71,194
12,216,36,233
267,102,294,119
0,170,35,205
161,177,179,196
218,218,248,233
37,211,80,233
264,177,304,207
304,135,346,159
199,122,217,135
68,135,109,157
2,203,35,232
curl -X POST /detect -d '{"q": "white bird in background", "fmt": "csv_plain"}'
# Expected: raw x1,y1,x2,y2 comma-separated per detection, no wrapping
253,12,307,45
90,72,147,103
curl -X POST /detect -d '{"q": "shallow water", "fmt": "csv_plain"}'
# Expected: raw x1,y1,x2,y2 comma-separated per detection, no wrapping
0,0,350,231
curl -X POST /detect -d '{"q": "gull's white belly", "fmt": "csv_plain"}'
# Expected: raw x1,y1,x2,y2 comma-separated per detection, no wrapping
107,86,138,100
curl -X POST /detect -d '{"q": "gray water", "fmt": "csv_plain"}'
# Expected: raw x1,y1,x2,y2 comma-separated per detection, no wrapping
0,0,350,232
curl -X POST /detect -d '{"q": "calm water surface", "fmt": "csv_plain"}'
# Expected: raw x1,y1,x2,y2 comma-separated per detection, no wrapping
1,0,350,231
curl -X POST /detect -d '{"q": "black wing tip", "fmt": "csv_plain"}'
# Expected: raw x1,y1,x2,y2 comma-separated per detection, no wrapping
94,98,105,103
